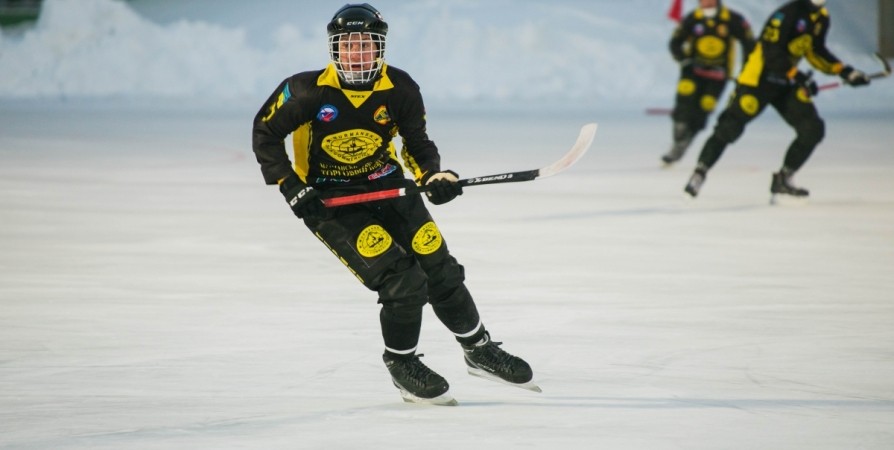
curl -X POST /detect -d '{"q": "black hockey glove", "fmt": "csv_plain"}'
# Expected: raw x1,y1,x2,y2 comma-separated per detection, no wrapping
840,66,870,87
422,170,463,205
279,172,325,220
793,70,818,97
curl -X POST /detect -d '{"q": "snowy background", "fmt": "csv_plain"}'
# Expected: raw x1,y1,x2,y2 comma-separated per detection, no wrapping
0,0,890,108
1,0,893,449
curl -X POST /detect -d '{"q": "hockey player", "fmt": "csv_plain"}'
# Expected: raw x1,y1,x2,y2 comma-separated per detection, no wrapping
251,4,536,405
662,0,755,166
683,0,871,200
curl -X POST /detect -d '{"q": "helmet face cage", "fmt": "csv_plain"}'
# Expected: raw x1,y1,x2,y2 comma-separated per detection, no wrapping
328,31,387,86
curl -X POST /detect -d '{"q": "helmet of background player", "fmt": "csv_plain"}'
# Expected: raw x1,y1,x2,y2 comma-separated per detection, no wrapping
326,3,388,87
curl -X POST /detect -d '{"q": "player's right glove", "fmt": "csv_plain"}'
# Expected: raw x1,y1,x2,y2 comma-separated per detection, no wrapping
279,172,325,220
840,66,870,87
793,70,818,97
422,170,463,205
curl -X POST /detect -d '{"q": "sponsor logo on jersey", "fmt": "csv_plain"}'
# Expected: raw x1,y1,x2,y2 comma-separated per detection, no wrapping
367,163,397,180
373,105,391,125
412,222,442,255
317,104,339,123
356,225,392,258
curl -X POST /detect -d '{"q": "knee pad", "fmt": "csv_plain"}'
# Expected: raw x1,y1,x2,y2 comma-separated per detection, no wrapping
374,255,428,304
713,115,746,144
423,256,466,302
700,95,717,113
677,78,696,96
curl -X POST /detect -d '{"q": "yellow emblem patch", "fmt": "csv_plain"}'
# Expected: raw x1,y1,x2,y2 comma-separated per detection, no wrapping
696,36,726,58
739,94,760,116
322,129,383,164
356,225,392,258
373,105,391,125
677,79,696,96
412,222,442,255
700,95,717,112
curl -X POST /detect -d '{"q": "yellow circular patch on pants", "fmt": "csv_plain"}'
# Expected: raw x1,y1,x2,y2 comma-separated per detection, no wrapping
412,222,443,255
356,225,392,258
739,94,760,116
677,79,696,96
700,95,717,112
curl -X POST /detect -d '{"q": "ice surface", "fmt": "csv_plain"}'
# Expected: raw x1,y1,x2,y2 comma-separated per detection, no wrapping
1,0,893,449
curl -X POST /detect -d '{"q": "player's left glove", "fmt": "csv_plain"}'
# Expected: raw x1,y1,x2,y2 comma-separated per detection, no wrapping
422,170,463,205
793,70,818,97
840,66,871,87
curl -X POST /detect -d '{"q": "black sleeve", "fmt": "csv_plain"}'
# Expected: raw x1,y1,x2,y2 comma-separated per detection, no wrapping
389,72,441,183
668,17,692,62
805,16,842,74
733,12,756,62
251,77,312,185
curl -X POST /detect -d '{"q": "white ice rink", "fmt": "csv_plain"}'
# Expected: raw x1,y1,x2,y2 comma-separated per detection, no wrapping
1,101,892,449
2,0,893,448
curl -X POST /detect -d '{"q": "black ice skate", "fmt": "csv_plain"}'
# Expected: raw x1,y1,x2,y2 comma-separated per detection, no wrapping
770,168,809,205
462,333,541,392
661,122,693,166
383,353,457,406
684,166,707,198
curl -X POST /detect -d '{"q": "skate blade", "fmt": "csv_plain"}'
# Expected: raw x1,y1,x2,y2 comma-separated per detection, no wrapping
397,389,458,406
770,194,809,206
467,367,542,393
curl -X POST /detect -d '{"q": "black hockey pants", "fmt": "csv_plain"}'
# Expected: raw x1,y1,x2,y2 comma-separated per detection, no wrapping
696,81,825,171
672,71,728,134
305,176,485,355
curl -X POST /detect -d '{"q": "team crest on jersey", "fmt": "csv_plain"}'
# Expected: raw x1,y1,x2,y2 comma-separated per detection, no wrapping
796,19,807,33
412,222,442,255
373,105,391,125
717,24,728,37
694,24,705,36
317,104,339,123
322,129,383,164
356,225,392,258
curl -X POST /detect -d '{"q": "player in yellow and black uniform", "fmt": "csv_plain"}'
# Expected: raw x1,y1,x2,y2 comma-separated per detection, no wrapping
683,0,871,200
252,4,535,405
662,0,754,166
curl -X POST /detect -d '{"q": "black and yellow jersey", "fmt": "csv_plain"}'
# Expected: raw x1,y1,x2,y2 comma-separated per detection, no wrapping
252,63,440,187
669,6,755,73
738,1,843,87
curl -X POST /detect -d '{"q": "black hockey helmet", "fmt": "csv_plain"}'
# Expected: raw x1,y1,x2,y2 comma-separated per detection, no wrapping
800,0,826,10
327,4,388,37
326,4,388,86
